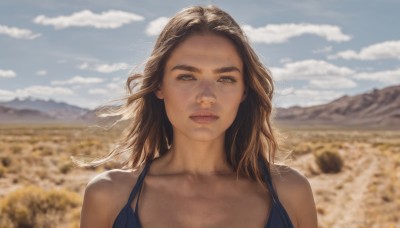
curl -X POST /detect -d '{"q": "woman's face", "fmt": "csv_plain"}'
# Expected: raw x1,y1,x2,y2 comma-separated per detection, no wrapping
156,33,245,142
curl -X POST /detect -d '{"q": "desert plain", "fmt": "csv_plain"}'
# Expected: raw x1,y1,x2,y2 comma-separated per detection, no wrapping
0,124,399,228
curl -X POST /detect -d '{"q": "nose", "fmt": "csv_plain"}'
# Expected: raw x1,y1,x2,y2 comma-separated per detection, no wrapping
195,81,216,108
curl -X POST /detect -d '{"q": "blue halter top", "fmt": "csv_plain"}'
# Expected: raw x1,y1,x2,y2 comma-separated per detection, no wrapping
113,160,294,228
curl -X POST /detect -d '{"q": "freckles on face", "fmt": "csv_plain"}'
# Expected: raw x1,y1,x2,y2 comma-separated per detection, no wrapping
156,33,245,141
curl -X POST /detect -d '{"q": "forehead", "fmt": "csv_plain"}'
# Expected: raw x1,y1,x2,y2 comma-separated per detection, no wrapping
165,34,243,70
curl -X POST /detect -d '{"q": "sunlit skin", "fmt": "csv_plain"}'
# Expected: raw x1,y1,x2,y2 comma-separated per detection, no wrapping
158,34,245,141
155,33,246,174
80,33,318,228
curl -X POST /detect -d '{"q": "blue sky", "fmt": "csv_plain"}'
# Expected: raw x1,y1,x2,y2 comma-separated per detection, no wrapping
1,0,399,109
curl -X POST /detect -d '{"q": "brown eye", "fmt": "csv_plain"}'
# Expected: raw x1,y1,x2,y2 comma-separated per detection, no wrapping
177,74,196,81
218,76,236,83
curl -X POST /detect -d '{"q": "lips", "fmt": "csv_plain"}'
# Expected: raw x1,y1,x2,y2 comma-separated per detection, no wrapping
189,111,219,124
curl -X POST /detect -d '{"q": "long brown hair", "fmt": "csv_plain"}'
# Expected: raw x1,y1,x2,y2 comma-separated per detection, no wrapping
91,5,279,185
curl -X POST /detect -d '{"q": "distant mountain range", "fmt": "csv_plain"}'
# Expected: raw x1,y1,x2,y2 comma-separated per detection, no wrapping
0,105,55,123
0,97,89,122
274,84,400,129
0,97,94,124
0,85,399,129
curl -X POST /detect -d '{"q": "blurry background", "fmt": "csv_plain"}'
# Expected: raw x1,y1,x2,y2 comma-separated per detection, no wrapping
0,0,399,227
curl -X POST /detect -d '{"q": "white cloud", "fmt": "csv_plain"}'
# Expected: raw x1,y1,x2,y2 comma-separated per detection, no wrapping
88,88,108,95
15,86,75,97
106,83,120,90
78,62,89,70
78,62,130,73
0,89,14,98
33,10,144,29
0,69,16,78
94,63,129,73
309,77,358,89
275,88,344,107
312,46,332,54
36,70,47,76
354,68,400,84
146,17,170,36
242,23,351,44
270,59,355,81
0,24,41,39
0,90,15,102
51,76,104,85
106,79,126,96
330,40,400,60
112,77,122,82
276,87,294,96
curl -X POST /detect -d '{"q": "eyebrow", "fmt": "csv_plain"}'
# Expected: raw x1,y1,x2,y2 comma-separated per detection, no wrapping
170,64,241,73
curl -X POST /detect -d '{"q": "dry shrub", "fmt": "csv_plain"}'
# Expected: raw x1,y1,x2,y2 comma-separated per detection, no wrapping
0,156,12,167
68,207,81,228
32,144,53,156
314,149,344,173
1,156,12,167
59,162,73,174
10,145,22,154
293,143,312,155
27,138,38,145
0,165,5,178
0,186,81,228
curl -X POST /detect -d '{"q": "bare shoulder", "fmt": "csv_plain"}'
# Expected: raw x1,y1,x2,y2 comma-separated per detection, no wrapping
85,168,138,194
270,165,318,228
271,165,311,192
84,168,139,203
80,168,141,228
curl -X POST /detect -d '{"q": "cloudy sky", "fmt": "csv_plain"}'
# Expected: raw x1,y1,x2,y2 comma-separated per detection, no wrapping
1,0,399,109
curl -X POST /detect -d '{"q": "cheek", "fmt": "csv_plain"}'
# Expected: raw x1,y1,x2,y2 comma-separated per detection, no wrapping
164,87,189,105
162,88,190,118
227,100,242,119
220,87,245,105
219,91,244,119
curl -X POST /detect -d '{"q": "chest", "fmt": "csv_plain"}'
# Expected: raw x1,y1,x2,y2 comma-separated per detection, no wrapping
135,180,271,228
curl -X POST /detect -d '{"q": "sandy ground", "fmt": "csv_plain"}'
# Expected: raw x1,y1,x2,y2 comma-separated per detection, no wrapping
0,127,399,227
290,142,399,228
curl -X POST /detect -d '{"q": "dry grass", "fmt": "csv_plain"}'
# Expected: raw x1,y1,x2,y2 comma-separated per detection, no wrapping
0,186,81,228
285,129,400,228
0,125,121,227
0,125,399,227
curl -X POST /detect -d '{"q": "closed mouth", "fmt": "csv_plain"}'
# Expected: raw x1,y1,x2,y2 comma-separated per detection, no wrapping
189,111,219,123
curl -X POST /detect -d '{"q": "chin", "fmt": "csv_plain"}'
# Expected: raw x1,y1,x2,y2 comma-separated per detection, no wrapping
184,130,225,142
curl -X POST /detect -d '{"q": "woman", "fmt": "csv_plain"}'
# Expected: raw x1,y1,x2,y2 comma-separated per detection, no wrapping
80,5,317,228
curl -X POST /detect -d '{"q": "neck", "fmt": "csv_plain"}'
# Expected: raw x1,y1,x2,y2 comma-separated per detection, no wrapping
157,135,233,176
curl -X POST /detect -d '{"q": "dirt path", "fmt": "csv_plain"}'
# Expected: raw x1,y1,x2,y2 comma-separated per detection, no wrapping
291,144,381,228
328,148,377,227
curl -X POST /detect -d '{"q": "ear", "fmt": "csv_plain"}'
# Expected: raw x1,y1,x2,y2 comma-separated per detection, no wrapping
241,87,247,102
155,85,164,99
